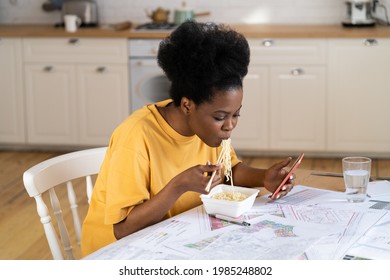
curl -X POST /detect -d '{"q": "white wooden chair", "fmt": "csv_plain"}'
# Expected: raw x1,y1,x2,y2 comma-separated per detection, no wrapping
23,147,107,260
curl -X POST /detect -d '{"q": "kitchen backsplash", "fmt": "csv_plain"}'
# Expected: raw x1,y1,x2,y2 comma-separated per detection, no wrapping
0,0,389,25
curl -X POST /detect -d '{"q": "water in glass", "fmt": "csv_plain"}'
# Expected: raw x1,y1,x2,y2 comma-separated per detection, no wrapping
344,169,369,202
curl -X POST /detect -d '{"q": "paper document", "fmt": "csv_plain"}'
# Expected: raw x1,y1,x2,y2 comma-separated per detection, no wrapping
343,211,390,259
84,185,390,260
165,214,336,260
367,180,390,197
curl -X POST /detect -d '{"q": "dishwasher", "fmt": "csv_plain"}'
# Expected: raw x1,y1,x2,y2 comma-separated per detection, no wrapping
128,39,171,113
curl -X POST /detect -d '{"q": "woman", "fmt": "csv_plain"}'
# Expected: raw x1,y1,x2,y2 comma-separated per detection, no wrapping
81,21,294,256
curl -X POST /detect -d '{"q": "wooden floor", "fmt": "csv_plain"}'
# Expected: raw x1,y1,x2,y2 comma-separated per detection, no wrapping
1,150,390,260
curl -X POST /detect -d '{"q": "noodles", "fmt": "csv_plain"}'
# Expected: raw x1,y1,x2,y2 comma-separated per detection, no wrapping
211,191,249,201
220,139,233,186
204,138,234,192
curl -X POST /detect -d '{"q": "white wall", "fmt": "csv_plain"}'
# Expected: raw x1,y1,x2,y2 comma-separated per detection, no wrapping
0,0,389,25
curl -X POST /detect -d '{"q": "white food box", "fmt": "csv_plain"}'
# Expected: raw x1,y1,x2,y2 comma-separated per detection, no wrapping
200,184,259,217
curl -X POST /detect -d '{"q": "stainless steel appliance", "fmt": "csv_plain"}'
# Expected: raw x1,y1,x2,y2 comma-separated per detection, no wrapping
342,0,376,27
128,40,171,112
61,0,98,27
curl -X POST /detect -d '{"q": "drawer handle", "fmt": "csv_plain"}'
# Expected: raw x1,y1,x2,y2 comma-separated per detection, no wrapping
262,39,274,47
364,39,378,46
290,68,304,76
68,38,80,45
44,66,53,72
96,67,106,73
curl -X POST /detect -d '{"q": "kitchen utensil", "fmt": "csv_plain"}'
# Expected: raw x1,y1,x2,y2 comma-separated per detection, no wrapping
110,21,132,31
145,7,170,23
174,1,210,25
62,0,99,27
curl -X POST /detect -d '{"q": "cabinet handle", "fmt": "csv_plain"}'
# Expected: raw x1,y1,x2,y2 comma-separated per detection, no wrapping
363,39,378,46
262,39,274,47
68,38,80,45
44,66,53,72
290,68,304,76
96,66,106,73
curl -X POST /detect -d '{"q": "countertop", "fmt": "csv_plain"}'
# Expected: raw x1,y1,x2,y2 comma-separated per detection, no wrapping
1,24,390,39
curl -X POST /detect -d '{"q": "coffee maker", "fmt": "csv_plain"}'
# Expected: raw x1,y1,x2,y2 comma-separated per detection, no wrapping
342,0,376,27
61,0,99,27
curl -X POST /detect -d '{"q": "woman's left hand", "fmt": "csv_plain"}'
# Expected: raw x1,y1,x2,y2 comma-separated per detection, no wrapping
263,157,295,199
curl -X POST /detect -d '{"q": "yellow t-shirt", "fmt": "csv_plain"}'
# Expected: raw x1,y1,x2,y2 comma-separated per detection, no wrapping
81,99,241,256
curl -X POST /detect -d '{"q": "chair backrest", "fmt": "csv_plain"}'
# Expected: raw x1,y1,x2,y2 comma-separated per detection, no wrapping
23,147,107,260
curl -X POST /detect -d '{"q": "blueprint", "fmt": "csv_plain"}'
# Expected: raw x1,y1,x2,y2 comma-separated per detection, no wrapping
343,211,390,259
84,185,390,260
165,214,337,260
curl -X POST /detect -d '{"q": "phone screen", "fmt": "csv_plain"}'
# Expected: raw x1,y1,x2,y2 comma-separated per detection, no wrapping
270,153,304,199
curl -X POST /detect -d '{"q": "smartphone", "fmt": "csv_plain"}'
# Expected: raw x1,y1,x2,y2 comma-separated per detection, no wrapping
270,153,304,200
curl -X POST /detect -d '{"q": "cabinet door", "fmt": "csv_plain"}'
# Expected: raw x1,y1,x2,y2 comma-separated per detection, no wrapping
231,65,269,151
248,39,327,65
77,64,129,146
269,66,326,151
328,39,390,153
23,38,127,64
24,64,78,145
0,38,25,143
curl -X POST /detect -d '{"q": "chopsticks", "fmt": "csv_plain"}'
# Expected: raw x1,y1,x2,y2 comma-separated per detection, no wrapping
205,139,235,192
204,150,224,192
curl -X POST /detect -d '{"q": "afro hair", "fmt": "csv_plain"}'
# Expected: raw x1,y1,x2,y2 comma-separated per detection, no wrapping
157,20,250,106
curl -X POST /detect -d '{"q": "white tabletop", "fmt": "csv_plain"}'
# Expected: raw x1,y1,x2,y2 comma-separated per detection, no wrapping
84,180,390,260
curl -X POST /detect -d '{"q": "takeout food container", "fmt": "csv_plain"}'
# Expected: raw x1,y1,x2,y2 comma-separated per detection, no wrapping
200,184,259,218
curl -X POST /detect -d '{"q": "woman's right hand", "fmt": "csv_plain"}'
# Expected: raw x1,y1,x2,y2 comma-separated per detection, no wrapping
168,163,223,194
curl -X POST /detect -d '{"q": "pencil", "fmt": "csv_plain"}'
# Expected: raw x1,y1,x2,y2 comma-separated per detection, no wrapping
214,214,251,226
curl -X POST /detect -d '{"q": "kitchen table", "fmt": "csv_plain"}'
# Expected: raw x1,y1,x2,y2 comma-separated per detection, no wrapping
83,170,390,260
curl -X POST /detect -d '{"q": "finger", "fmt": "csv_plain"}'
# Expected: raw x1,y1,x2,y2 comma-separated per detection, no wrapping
286,173,296,182
206,161,212,176
202,163,222,173
281,183,294,192
212,172,222,185
280,169,287,177
274,188,291,199
272,157,292,171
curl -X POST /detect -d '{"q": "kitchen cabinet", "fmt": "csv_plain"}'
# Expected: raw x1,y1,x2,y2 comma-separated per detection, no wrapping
232,39,327,153
231,65,269,151
24,64,77,145
328,38,390,153
269,65,326,151
0,38,25,144
23,38,129,146
1,31,389,155
77,64,129,145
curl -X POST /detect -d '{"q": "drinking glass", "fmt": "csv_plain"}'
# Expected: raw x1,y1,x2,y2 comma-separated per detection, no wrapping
342,157,371,203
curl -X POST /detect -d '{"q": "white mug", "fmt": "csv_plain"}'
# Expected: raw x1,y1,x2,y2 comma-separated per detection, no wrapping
64,15,82,33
